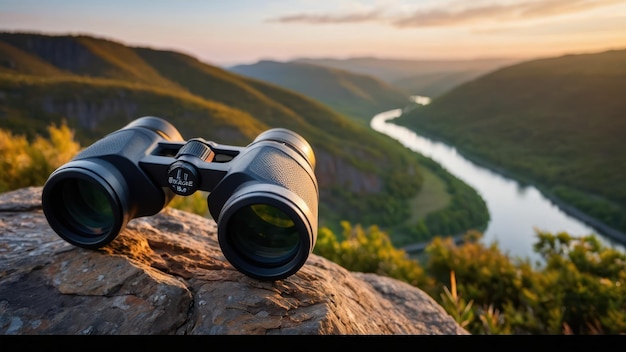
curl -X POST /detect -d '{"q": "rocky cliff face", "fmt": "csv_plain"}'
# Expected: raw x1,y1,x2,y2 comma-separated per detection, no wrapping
0,187,467,335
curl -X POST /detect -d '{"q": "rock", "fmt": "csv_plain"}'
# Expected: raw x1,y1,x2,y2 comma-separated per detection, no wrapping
0,187,468,335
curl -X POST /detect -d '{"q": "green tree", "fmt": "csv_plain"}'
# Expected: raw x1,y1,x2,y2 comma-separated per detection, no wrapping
530,231,626,334
314,221,432,288
0,121,80,192
315,223,626,335
424,230,626,334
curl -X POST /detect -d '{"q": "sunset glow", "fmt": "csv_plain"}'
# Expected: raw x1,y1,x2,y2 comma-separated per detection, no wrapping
1,0,625,66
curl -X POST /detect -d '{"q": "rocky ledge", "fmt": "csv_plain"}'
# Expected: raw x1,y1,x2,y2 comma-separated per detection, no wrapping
0,187,467,335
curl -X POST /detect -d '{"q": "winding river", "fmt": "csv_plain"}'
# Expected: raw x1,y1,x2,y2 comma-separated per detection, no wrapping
371,97,625,262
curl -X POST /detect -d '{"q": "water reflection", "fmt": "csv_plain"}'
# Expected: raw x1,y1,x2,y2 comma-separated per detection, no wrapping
371,104,625,262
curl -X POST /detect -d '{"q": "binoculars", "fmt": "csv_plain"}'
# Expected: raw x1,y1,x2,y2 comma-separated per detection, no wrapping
41,116,319,281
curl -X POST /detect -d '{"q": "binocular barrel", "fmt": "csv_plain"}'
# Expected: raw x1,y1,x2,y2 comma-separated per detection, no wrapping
41,116,318,281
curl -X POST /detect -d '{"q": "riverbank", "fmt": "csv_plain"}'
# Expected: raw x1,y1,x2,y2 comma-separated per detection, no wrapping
394,120,626,248
374,105,625,259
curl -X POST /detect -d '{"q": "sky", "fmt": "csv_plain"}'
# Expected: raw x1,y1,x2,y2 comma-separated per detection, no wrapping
1,0,626,67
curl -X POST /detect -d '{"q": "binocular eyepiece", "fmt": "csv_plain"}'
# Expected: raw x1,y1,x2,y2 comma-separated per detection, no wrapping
41,116,319,281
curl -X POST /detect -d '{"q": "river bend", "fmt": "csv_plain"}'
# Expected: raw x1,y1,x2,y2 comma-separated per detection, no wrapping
371,100,625,261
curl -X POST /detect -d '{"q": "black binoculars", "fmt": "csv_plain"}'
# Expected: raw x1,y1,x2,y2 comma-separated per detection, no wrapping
41,116,318,281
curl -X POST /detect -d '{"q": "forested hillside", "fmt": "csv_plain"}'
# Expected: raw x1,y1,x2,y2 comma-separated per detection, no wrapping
0,32,489,246
395,49,626,235
294,56,520,98
228,60,409,125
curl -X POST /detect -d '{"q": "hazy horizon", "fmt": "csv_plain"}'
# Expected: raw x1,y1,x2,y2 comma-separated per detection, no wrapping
1,0,625,67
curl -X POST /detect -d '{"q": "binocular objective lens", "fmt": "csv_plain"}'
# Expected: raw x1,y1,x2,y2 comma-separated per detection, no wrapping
227,204,299,265
61,178,114,236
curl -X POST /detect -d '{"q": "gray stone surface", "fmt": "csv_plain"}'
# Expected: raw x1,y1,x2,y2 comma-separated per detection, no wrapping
0,187,468,335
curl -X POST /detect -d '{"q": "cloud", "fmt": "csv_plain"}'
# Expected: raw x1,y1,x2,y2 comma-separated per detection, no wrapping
267,9,384,25
393,0,624,28
267,0,624,28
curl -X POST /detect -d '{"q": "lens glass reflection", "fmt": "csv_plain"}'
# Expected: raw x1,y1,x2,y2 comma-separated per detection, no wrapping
228,204,299,266
61,178,114,236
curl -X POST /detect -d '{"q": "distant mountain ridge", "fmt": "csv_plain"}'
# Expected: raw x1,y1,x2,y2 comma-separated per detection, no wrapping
293,56,522,98
0,31,490,244
228,60,409,124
